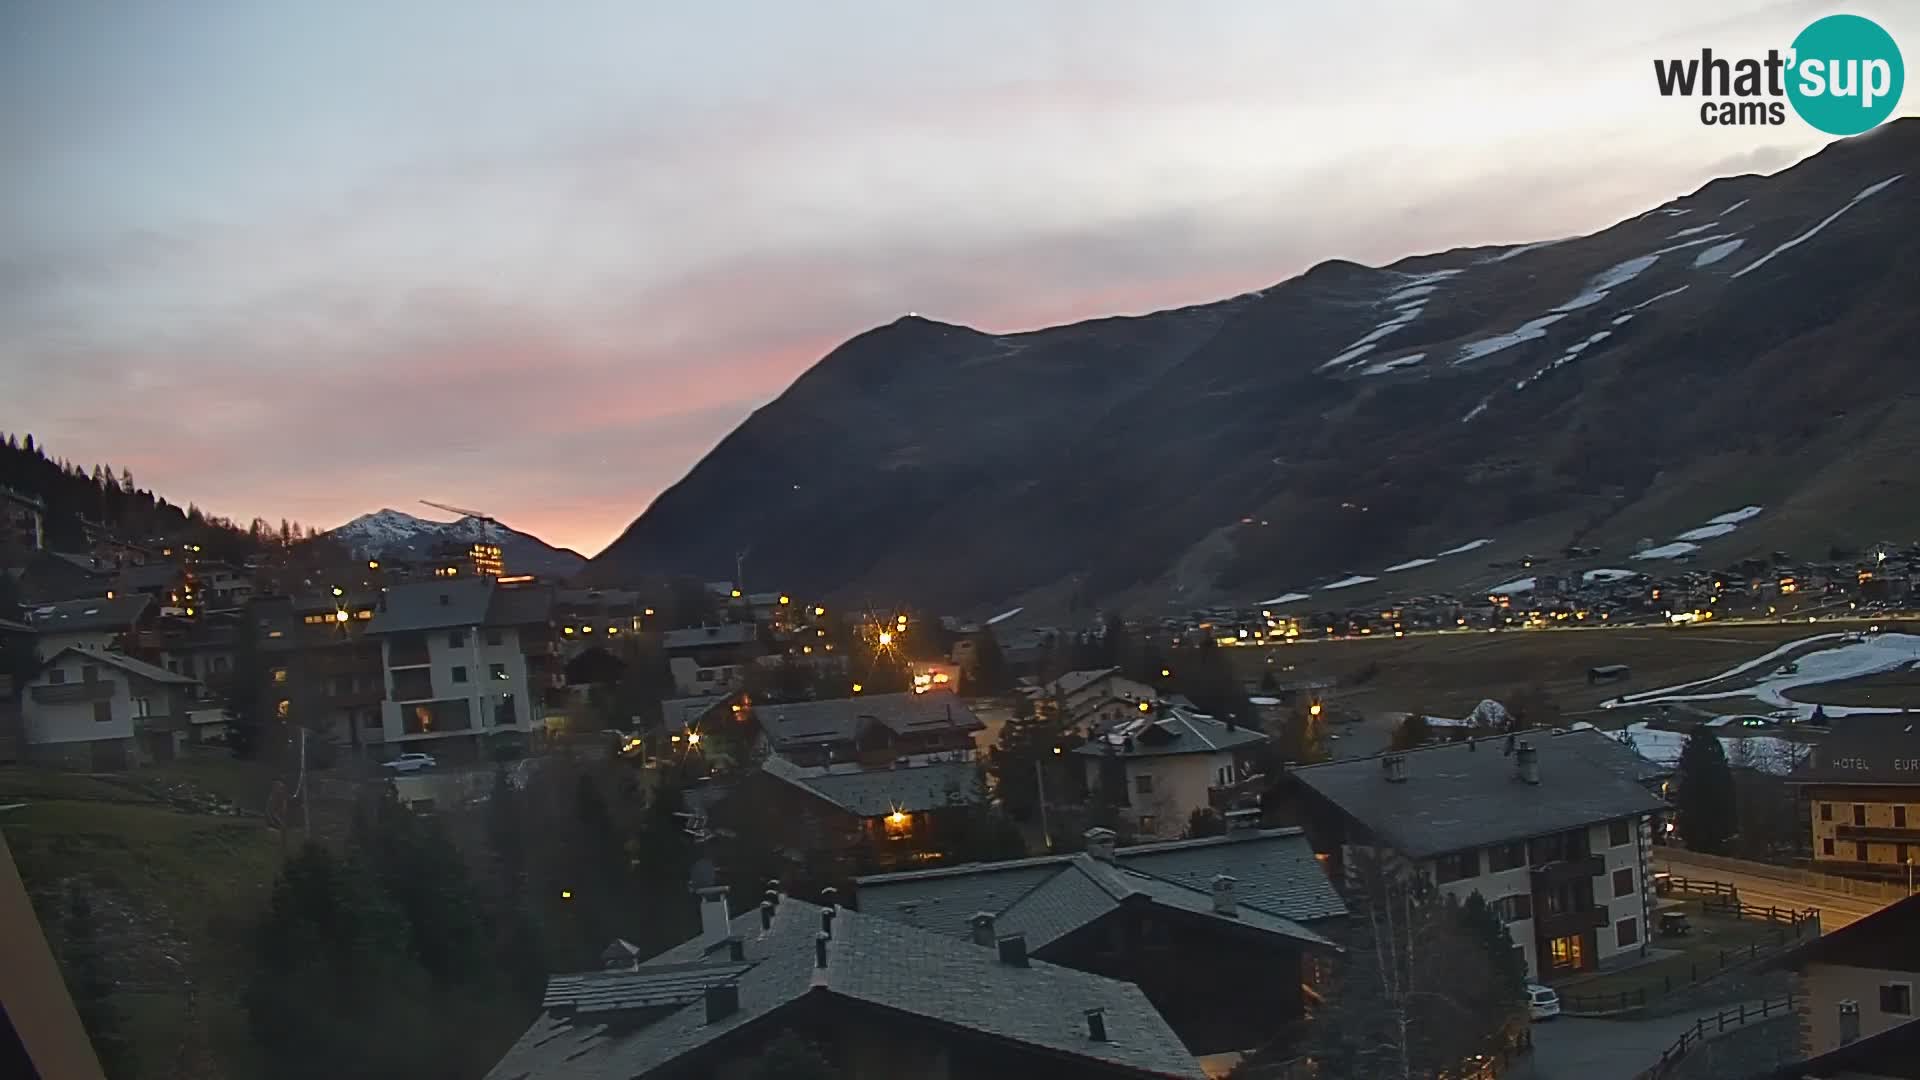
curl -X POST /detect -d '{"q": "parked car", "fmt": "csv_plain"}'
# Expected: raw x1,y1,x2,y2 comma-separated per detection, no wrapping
1527,983,1562,1021
381,752,438,773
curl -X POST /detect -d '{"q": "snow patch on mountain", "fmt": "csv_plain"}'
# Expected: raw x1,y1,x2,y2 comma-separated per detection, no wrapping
1436,538,1494,556
1383,557,1436,572
1634,541,1700,560
1489,576,1536,594
1321,575,1378,590
1733,174,1904,280
1693,238,1745,268
1709,505,1763,525
328,508,587,577
1676,522,1739,542
1584,569,1637,583
1360,353,1427,375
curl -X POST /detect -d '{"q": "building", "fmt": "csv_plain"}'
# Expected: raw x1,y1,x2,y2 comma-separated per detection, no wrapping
705,756,986,876
1075,705,1269,840
750,691,984,768
856,825,1347,1058
362,579,546,756
254,593,386,751
1046,667,1161,727
1772,893,1920,1071
19,647,196,768
661,622,762,696
23,594,154,656
1,485,46,553
1793,716,1920,880
1289,729,1668,980
484,887,1207,1080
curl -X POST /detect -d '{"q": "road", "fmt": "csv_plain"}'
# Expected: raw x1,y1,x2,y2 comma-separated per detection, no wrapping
1658,850,1893,930
1511,1000,1768,1080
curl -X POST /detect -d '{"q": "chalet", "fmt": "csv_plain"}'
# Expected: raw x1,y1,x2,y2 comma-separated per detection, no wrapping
1046,667,1160,728
1289,730,1667,981
484,887,1208,1080
856,824,1347,1058
1074,705,1269,841
661,622,762,696
19,647,196,768
24,594,154,656
705,756,984,876
751,691,984,768
255,592,386,750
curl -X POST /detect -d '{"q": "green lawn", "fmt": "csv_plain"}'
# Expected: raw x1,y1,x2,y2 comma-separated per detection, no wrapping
3,764,283,1080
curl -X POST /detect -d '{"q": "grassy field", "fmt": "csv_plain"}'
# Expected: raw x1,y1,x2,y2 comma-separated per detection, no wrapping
1784,666,1920,709
1230,623,1826,720
1,760,285,1080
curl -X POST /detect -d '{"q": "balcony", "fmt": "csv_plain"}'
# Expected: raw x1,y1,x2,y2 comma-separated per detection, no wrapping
31,682,116,705
1531,854,1605,886
1534,906,1608,939
1836,824,1920,842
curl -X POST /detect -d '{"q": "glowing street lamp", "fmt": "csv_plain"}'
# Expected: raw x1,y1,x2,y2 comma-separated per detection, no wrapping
686,731,702,747
877,630,893,646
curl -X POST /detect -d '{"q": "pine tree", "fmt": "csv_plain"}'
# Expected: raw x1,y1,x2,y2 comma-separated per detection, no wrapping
1676,729,1738,853
967,632,1012,696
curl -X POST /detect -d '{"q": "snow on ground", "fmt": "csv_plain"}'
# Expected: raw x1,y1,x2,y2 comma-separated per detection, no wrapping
1611,313,1635,326
1489,577,1536,594
1259,592,1311,606
1322,575,1379,590
1455,313,1569,364
1667,222,1720,239
1400,268,1465,285
1603,632,1920,721
1360,353,1427,376
1676,522,1739,542
1317,343,1378,371
1693,238,1745,268
1634,541,1700,560
1516,330,1614,392
1321,271,1463,370
1384,557,1437,572
1616,724,1809,776
1553,254,1660,314
1385,284,1439,303
1461,398,1492,423
1708,506,1763,525
1630,285,1690,311
1583,568,1637,583
1486,239,1567,263
1652,233,1737,257
1733,174,1904,280
1437,538,1494,556
1722,198,1750,215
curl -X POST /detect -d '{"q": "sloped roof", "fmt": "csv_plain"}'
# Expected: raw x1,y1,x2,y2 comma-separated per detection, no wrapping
1050,667,1120,699
110,562,182,593
855,827,1347,938
26,595,152,633
753,691,983,750
1790,714,1920,785
1073,707,1267,759
1289,729,1669,859
661,623,757,650
364,579,493,634
993,854,1334,952
43,647,193,685
761,756,980,817
484,899,1206,1080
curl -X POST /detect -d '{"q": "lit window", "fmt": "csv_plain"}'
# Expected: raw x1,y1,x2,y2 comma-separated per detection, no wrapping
884,810,912,838
276,700,290,718
272,668,288,684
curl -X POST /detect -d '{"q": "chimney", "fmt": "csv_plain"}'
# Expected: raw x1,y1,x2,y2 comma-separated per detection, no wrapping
1516,741,1540,785
696,885,731,946
727,936,746,962
705,982,740,1024
1839,999,1861,1045
1224,807,1261,834
1085,827,1118,862
820,907,836,938
760,900,775,930
815,931,830,969
1211,874,1238,917
1085,1008,1108,1042
971,911,997,947
997,933,1030,968
1382,754,1408,783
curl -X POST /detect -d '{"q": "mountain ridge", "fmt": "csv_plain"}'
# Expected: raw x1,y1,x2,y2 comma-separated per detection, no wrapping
329,508,587,578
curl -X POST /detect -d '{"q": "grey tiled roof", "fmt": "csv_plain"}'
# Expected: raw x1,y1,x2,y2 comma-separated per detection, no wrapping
993,855,1334,952
365,579,493,635
111,562,183,592
1289,729,1670,859
754,691,983,750
26,594,152,632
661,623,757,650
71,648,195,686
1074,707,1268,759
1050,667,1119,699
762,756,981,817
543,961,754,1014
855,828,1347,938
660,695,737,733
485,900,1205,1080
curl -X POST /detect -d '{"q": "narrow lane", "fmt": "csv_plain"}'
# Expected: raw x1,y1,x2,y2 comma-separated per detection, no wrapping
1657,851,1895,930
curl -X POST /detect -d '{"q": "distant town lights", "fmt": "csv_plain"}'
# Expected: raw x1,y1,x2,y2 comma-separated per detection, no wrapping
815,606,826,616
877,631,893,646
335,610,349,623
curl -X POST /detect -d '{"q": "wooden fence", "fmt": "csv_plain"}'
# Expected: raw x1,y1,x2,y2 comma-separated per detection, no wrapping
1634,993,1797,1079
1664,849,1915,902
1560,911,1815,1015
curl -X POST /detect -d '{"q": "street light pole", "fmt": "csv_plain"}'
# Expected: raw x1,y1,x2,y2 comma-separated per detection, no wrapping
1035,757,1051,851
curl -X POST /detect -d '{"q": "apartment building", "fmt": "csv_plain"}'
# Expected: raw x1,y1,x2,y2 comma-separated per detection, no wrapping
1291,729,1667,980
660,622,762,696
1793,715,1920,879
1075,705,1269,840
364,579,548,754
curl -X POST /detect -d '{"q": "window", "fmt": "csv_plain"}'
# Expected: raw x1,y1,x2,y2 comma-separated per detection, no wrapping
1546,934,1586,971
132,698,150,718
1613,867,1636,898
1488,842,1527,872
1134,774,1154,795
276,699,290,718
392,668,434,701
92,700,113,723
1608,820,1632,847
486,629,503,647
403,699,474,735
1823,838,1836,856
883,810,913,839
1855,805,1868,827
48,668,66,685
451,666,468,684
1434,850,1481,885
1494,895,1533,923
1821,803,1834,822
1616,917,1639,948
696,669,715,683
1898,806,1909,829
1881,983,1913,1016
448,629,466,649
166,660,180,674
213,656,230,673
272,668,288,684
1138,816,1156,835
490,663,508,681
1858,841,1871,862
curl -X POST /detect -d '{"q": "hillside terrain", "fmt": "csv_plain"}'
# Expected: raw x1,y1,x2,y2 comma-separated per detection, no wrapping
594,121,1920,617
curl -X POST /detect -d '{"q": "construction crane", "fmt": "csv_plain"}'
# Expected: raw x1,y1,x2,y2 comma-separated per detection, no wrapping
420,499,502,575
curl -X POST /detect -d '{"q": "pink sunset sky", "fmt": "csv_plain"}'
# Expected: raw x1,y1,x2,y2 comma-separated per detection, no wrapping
5,0,1915,555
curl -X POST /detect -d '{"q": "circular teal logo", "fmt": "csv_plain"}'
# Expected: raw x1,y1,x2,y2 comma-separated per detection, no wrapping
1787,14,1904,135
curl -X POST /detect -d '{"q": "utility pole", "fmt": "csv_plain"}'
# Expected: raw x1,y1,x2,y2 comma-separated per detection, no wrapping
1035,757,1051,851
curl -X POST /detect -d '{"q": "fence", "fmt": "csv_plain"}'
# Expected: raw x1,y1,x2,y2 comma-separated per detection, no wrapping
1560,916,1815,1015
1663,848,1915,903
1663,874,1739,902
1634,993,1797,1080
